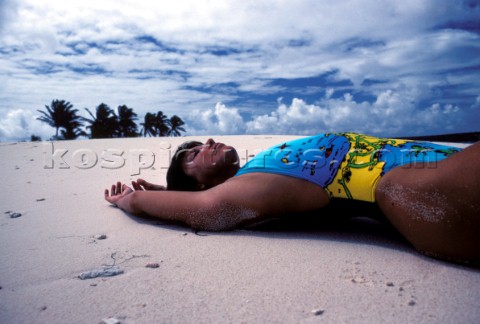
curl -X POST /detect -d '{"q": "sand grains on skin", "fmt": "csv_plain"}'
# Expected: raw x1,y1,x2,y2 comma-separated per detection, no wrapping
377,182,448,224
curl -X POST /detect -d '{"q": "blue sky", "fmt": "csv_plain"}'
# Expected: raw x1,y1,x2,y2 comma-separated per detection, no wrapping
0,0,479,141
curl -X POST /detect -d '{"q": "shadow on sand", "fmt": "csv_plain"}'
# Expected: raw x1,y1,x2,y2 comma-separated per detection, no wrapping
122,198,480,270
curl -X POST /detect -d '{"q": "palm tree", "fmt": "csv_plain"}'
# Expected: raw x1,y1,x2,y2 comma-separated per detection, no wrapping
83,103,118,138
140,112,158,137
115,105,138,138
37,100,85,140
155,111,171,136
140,111,172,137
61,107,86,140
167,115,186,137
61,122,87,140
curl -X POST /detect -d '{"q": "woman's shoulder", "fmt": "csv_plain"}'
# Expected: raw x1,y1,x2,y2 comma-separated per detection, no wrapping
212,172,330,210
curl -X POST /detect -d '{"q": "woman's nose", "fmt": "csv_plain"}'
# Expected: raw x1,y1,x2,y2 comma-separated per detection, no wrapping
205,138,215,146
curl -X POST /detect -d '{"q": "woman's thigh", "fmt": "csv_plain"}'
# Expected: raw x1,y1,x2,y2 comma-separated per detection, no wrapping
375,142,480,263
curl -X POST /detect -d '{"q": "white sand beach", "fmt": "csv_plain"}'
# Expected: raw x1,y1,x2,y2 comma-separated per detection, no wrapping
1,136,479,324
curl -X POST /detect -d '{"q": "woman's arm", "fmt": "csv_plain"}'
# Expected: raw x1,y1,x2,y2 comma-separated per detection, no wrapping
105,181,226,229
105,173,330,231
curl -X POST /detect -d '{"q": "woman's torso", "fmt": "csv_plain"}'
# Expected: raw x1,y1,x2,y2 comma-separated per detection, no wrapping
236,133,461,202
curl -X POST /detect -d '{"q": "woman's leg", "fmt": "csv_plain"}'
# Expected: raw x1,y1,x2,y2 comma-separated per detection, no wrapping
375,142,480,264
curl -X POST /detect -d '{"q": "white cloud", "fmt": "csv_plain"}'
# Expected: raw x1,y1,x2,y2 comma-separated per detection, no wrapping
475,95,480,107
187,88,478,137
2,87,478,142
0,0,21,31
0,0,479,141
0,109,52,141
185,102,246,135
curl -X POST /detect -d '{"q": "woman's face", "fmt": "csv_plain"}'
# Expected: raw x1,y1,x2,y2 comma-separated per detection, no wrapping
181,138,240,188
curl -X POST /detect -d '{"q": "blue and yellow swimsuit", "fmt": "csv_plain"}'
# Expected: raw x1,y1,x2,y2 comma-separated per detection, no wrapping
236,133,461,202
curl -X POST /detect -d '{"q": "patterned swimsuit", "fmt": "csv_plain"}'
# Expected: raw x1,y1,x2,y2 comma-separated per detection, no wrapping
235,133,461,202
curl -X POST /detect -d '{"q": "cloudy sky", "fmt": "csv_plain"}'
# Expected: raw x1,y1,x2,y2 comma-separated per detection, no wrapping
0,0,479,141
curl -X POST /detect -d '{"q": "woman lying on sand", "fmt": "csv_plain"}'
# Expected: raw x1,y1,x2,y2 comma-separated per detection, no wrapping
104,132,480,265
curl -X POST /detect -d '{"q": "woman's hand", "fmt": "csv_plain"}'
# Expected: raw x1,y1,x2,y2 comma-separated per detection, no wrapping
104,181,135,212
131,178,166,191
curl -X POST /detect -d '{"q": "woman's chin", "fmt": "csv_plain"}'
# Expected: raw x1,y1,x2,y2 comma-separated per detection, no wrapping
224,149,240,168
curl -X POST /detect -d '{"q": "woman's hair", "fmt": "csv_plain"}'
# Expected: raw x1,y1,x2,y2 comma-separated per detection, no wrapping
166,141,203,191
